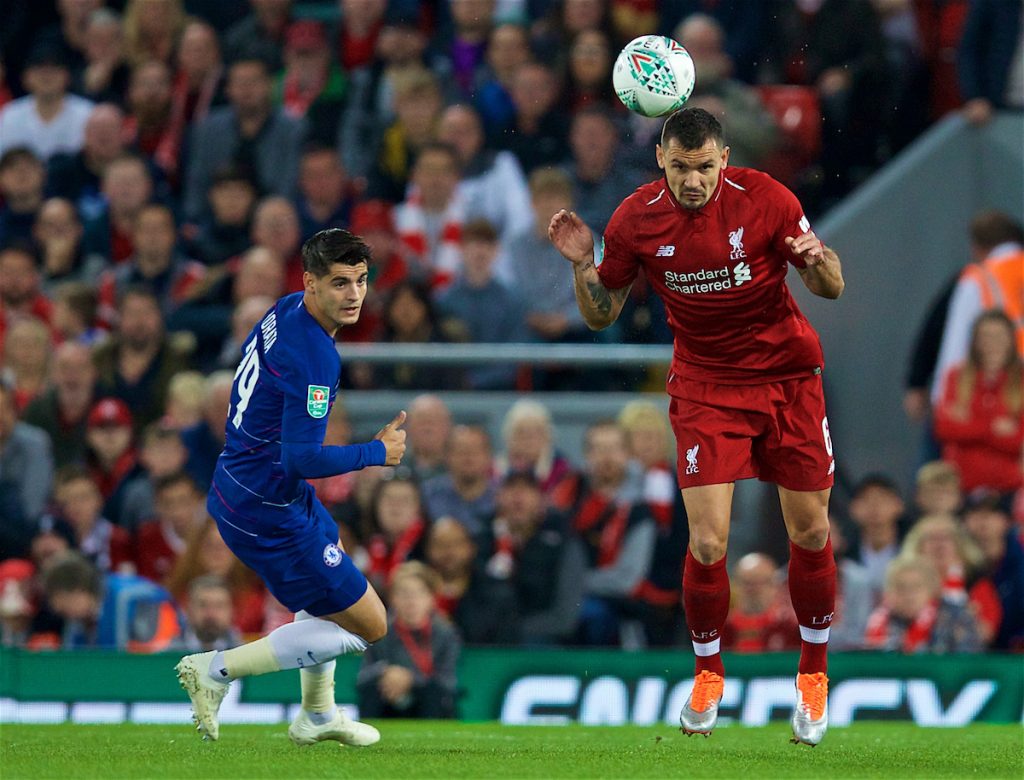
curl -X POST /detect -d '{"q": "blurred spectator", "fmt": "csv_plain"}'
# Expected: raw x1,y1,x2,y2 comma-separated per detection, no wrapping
251,196,304,292
475,22,531,136
617,400,675,526
75,8,131,104
932,218,1023,397
933,311,1023,495
122,0,186,67
188,165,258,266
166,516,266,635
294,145,352,241
0,380,54,554
339,10,432,181
675,13,780,170
659,0,768,83
357,561,460,718
432,0,495,99
426,516,518,644
721,552,800,652
93,287,194,431
846,473,907,590
757,0,889,204
119,423,190,532
48,0,103,74
395,143,467,289
50,282,103,345
863,555,982,652
905,210,1023,427
402,393,453,484
184,57,307,222
0,558,36,646
436,219,526,389
177,574,242,651
957,0,1024,125
367,68,444,203
827,519,877,650
559,420,655,647
438,103,533,243
21,341,97,469
913,460,963,520
232,247,286,305
42,551,182,650
368,280,462,391
3,317,51,412
422,425,498,543
486,470,586,645
564,29,618,113
49,464,133,573
501,62,570,173
337,0,388,71
496,398,574,496
308,402,360,518
0,41,94,161
532,0,612,60
962,491,1024,651
123,60,181,182
275,21,347,145
223,0,293,72
180,370,232,492
34,199,105,292
0,243,54,363
134,471,204,582
563,106,644,234
901,512,1002,646
98,204,207,324
364,475,428,594
505,168,589,351
46,103,128,222
0,148,46,246
217,295,274,370
82,153,155,265
163,371,206,430
83,397,142,524
870,0,931,154
172,20,226,127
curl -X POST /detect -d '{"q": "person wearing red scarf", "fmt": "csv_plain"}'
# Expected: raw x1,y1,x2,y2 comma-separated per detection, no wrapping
84,397,142,527
363,476,428,594
864,556,982,653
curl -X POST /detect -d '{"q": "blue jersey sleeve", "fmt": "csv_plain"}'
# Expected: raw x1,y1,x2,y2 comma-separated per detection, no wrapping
274,329,386,479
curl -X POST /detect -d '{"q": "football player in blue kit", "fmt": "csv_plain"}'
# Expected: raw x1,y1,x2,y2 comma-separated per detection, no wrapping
175,228,407,746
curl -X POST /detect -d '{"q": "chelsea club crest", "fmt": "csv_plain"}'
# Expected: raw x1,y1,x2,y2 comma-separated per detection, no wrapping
323,544,342,567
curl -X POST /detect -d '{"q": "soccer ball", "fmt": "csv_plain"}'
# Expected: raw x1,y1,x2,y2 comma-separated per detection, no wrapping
613,35,696,118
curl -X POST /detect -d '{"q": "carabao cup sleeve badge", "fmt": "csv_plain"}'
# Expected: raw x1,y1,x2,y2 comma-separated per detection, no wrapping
307,385,330,418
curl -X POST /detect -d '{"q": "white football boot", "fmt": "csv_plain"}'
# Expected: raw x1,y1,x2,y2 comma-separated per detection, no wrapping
288,708,381,747
175,651,230,741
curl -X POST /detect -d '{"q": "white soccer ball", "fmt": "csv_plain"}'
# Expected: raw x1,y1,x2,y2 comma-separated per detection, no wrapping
613,35,696,118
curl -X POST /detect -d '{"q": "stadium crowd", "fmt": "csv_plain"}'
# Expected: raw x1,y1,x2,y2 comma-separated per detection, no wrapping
0,0,1022,715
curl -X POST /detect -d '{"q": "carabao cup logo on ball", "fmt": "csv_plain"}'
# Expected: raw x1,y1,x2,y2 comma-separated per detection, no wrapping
613,35,695,118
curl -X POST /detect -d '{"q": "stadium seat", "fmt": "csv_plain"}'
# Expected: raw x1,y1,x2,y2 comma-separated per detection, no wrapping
754,85,823,187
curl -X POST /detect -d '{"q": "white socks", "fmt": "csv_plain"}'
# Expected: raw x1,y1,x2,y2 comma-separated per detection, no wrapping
208,612,369,684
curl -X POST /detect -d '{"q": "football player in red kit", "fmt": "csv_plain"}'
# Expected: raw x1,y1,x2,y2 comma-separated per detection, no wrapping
549,108,845,746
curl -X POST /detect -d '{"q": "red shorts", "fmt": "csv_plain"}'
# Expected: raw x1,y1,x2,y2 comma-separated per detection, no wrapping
668,373,835,492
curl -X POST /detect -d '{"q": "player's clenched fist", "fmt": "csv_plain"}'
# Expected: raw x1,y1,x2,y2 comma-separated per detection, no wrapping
375,410,407,465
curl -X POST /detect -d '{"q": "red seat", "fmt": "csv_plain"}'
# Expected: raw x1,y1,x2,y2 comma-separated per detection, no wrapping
753,85,822,186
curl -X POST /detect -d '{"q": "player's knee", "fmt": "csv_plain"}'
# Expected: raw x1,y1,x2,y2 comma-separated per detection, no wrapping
790,524,829,551
689,536,727,564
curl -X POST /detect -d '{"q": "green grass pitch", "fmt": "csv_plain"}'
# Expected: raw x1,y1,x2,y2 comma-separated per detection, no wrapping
2,722,1021,779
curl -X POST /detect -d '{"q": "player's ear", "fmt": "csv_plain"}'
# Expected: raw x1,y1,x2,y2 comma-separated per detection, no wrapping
721,145,730,169
302,270,315,293
655,143,665,170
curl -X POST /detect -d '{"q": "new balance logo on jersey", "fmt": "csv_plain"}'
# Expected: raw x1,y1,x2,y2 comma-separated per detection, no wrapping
685,444,700,475
656,245,675,257
729,227,747,259
733,261,752,286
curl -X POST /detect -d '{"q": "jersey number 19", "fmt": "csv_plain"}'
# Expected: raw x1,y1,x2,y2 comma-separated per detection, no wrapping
232,335,260,428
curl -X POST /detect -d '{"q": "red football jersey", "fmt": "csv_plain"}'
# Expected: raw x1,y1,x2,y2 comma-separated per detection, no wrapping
598,167,825,386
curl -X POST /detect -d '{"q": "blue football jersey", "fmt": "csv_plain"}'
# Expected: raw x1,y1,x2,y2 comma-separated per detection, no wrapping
212,292,342,526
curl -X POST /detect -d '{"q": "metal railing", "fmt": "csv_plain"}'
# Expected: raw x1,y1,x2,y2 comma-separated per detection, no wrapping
336,342,674,367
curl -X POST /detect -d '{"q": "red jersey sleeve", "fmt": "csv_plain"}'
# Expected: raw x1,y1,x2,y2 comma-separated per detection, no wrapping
766,178,814,269
596,198,640,290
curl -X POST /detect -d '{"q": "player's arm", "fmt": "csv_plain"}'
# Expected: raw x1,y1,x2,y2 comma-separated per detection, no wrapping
280,411,406,479
548,209,632,330
788,233,845,299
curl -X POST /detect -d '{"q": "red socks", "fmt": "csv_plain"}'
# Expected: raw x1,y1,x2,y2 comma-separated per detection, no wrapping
682,548,730,676
788,537,837,674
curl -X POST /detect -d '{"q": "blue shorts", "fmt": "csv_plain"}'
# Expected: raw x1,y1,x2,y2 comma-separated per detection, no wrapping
208,484,368,617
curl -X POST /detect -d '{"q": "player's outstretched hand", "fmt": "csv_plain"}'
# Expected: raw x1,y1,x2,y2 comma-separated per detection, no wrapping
548,209,595,266
375,410,407,466
785,231,825,266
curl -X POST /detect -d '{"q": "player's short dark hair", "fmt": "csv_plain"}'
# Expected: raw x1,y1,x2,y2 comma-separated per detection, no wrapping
43,553,103,598
661,107,725,151
969,209,1024,251
302,228,372,277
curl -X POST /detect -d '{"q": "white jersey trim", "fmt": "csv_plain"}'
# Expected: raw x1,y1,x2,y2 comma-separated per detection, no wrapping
646,188,665,206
